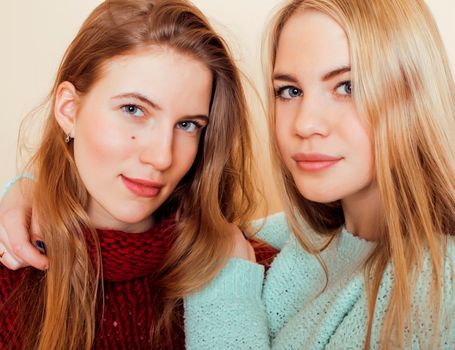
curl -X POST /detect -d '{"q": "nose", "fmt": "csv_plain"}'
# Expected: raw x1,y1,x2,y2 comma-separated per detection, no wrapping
139,124,173,171
293,93,330,139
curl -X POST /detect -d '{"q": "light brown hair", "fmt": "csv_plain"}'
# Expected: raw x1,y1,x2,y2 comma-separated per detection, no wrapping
2,0,257,349
265,0,455,348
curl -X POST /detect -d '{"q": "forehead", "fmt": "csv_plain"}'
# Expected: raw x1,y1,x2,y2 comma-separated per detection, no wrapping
99,46,211,90
275,9,350,74
84,46,213,114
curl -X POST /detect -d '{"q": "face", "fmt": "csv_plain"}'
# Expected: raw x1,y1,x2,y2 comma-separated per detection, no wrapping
58,47,212,232
274,10,375,204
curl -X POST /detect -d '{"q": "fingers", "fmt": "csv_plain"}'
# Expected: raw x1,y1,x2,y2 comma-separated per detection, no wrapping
247,241,257,263
0,175,48,270
229,224,257,262
0,208,49,271
0,241,27,270
30,208,41,240
11,240,49,271
240,229,257,263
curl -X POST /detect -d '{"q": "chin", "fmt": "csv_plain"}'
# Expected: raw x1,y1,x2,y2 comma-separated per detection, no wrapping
295,183,341,204
303,194,340,204
110,204,157,225
115,211,153,225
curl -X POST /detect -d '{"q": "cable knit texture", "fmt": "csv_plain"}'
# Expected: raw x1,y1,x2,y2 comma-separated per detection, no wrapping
185,212,455,349
0,217,278,349
0,217,184,350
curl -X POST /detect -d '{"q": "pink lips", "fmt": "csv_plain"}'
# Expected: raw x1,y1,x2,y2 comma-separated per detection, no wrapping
121,175,164,198
292,153,342,172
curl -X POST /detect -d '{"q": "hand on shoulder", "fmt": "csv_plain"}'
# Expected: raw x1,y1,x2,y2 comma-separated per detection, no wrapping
0,178,48,270
228,223,256,263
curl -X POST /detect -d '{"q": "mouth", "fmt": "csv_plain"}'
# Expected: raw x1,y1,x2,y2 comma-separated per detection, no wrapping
292,153,342,172
121,175,164,198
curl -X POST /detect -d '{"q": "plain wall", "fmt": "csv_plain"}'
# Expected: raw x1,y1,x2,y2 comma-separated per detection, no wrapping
1,0,454,216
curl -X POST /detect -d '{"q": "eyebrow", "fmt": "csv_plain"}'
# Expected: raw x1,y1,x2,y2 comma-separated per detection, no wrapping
273,65,351,83
272,73,298,83
112,92,209,121
112,92,162,110
321,66,351,81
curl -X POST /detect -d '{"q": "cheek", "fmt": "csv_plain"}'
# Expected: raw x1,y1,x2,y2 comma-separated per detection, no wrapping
342,114,374,175
74,109,134,173
275,114,293,156
361,136,375,180
275,100,297,134
171,135,200,180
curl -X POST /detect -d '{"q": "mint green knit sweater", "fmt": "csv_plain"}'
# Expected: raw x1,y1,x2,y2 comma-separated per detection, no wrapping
184,212,455,349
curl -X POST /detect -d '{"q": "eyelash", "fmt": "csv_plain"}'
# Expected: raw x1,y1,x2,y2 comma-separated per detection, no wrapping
121,104,145,118
334,80,352,98
121,103,205,133
274,86,302,101
274,80,352,101
176,120,204,134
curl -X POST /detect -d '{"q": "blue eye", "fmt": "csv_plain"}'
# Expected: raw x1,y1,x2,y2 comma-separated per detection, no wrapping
122,104,145,118
275,86,302,100
176,121,201,133
335,81,352,96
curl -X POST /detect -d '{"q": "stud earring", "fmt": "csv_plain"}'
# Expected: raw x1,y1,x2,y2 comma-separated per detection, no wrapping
65,133,72,143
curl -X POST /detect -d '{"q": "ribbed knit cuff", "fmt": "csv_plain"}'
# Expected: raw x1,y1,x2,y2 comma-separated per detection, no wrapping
187,258,265,304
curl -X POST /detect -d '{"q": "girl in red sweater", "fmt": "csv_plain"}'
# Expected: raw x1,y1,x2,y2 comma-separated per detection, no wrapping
0,1,273,348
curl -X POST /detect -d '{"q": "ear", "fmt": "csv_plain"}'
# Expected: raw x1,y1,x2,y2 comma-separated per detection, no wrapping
54,81,80,137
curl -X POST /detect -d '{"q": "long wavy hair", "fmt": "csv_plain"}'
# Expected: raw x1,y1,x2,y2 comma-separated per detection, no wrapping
2,1,257,349
265,0,455,348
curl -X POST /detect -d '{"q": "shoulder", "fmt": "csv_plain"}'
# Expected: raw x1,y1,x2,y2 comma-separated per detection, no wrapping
0,266,33,349
0,265,31,301
421,236,455,289
441,236,455,297
410,236,455,347
444,235,455,262
252,212,292,250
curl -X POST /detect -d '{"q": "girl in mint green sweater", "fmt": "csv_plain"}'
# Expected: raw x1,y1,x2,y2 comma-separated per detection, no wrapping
185,0,454,349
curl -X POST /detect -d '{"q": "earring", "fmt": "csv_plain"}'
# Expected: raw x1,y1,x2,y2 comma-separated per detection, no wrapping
65,133,72,143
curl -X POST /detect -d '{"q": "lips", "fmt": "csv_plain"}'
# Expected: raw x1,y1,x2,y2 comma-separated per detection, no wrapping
292,153,342,172
121,175,164,198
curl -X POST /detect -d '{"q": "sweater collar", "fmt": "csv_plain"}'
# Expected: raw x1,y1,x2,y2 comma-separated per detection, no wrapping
328,226,375,269
94,216,176,282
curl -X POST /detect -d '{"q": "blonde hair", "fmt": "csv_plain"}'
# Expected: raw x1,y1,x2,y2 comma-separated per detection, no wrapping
265,0,455,348
1,0,257,349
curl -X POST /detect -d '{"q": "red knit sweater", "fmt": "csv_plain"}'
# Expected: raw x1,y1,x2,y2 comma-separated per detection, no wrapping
0,218,277,349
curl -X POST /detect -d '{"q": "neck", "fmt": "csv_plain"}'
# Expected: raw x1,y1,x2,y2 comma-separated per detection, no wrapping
341,180,381,241
95,217,155,233
88,200,155,233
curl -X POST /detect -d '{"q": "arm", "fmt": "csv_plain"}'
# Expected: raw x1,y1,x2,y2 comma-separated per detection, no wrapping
184,225,271,349
0,177,48,270
184,259,270,349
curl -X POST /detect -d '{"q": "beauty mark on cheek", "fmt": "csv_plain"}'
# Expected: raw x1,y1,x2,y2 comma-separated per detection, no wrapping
131,136,136,140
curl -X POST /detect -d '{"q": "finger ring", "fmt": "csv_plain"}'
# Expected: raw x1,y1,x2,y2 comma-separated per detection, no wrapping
0,250,5,259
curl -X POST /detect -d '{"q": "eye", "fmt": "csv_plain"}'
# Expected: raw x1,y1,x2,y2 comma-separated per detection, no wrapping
121,104,145,118
176,120,202,133
335,81,352,96
275,86,302,100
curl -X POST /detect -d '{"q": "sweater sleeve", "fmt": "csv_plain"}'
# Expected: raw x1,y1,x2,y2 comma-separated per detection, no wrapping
184,258,270,349
252,212,291,250
438,239,455,348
